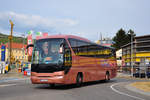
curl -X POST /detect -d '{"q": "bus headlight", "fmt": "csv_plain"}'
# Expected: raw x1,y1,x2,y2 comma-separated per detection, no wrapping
54,76,64,79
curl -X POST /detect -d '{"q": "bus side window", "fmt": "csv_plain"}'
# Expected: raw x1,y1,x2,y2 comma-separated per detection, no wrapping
77,41,88,56
64,40,72,66
68,38,78,55
63,40,72,74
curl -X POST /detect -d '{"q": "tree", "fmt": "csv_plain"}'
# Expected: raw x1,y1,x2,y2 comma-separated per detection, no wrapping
112,28,130,50
127,29,136,42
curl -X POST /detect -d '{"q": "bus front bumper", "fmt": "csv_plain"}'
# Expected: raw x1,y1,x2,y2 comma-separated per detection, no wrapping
31,75,65,84
31,71,65,84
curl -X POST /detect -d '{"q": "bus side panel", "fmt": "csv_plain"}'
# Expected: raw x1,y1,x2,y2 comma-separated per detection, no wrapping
95,58,117,80
109,60,117,79
102,59,117,79
64,56,99,84
63,68,78,84
78,56,98,82
63,56,79,84
63,58,117,84
95,58,105,80
63,56,100,84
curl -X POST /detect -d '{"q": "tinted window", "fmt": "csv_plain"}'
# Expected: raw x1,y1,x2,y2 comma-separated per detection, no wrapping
68,38,114,58
64,40,72,74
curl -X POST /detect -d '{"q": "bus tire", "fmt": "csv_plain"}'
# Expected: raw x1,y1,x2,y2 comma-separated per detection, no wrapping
105,72,110,81
76,73,83,87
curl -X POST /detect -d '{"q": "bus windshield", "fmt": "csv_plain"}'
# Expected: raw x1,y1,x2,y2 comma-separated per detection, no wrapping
32,38,64,65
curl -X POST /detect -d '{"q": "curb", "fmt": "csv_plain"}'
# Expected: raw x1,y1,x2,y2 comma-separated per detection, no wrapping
0,77,30,83
126,84,150,96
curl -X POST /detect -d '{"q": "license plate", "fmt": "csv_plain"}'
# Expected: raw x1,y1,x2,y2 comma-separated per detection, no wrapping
40,79,48,82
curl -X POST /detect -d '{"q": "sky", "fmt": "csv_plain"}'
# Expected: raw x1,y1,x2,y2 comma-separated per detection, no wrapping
0,0,150,41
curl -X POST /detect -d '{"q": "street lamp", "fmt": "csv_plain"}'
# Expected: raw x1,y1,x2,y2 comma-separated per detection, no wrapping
128,30,134,76
22,34,25,68
9,20,14,71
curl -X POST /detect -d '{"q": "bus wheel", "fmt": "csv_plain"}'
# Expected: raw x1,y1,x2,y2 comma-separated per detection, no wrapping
105,72,110,81
76,73,83,87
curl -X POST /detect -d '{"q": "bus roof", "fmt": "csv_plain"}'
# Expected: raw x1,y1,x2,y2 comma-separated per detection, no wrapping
36,34,115,50
36,34,91,42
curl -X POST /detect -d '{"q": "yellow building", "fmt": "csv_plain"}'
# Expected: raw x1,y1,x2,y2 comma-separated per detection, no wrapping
0,43,28,63
122,35,150,73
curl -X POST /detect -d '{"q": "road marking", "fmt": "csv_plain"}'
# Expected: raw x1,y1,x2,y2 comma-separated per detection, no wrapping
0,84,16,87
110,82,145,100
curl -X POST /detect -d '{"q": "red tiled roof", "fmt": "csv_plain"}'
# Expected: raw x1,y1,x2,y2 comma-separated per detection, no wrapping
0,43,27,49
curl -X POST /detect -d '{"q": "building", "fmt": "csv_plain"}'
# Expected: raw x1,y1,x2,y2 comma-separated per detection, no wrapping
116,49,122,71
95,38,113,47
122,35,150,74
0,43,28,63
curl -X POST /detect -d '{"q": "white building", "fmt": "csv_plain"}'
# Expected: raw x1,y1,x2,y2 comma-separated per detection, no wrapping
116,49,122,71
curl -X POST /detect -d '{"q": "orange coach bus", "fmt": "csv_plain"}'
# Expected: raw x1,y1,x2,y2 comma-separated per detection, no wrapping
29,35,117,86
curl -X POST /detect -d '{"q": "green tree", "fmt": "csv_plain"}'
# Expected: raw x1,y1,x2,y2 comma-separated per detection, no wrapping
112,28,130,50
127,29,136,42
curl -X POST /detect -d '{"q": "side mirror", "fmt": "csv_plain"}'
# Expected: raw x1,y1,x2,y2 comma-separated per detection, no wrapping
26,44,34,55
26,44,34,49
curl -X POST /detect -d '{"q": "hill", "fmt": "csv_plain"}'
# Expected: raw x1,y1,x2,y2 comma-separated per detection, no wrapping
0,33,27,45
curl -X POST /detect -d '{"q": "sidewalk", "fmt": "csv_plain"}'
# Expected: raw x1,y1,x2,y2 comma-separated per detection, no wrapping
117,72,150,96
117,72,134,79
0,70,29,83
126,82,150,96
117,72,150,80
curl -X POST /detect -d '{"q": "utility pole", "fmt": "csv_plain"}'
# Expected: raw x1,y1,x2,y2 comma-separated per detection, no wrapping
129,31,134,76
131,33,133,76
22,34,25,67
8,20,14,71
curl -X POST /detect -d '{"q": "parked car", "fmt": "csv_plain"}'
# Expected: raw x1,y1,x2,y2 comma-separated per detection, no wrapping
146,72,150,78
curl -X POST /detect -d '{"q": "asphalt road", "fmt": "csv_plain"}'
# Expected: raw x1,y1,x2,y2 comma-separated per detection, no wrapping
0,78,149,100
